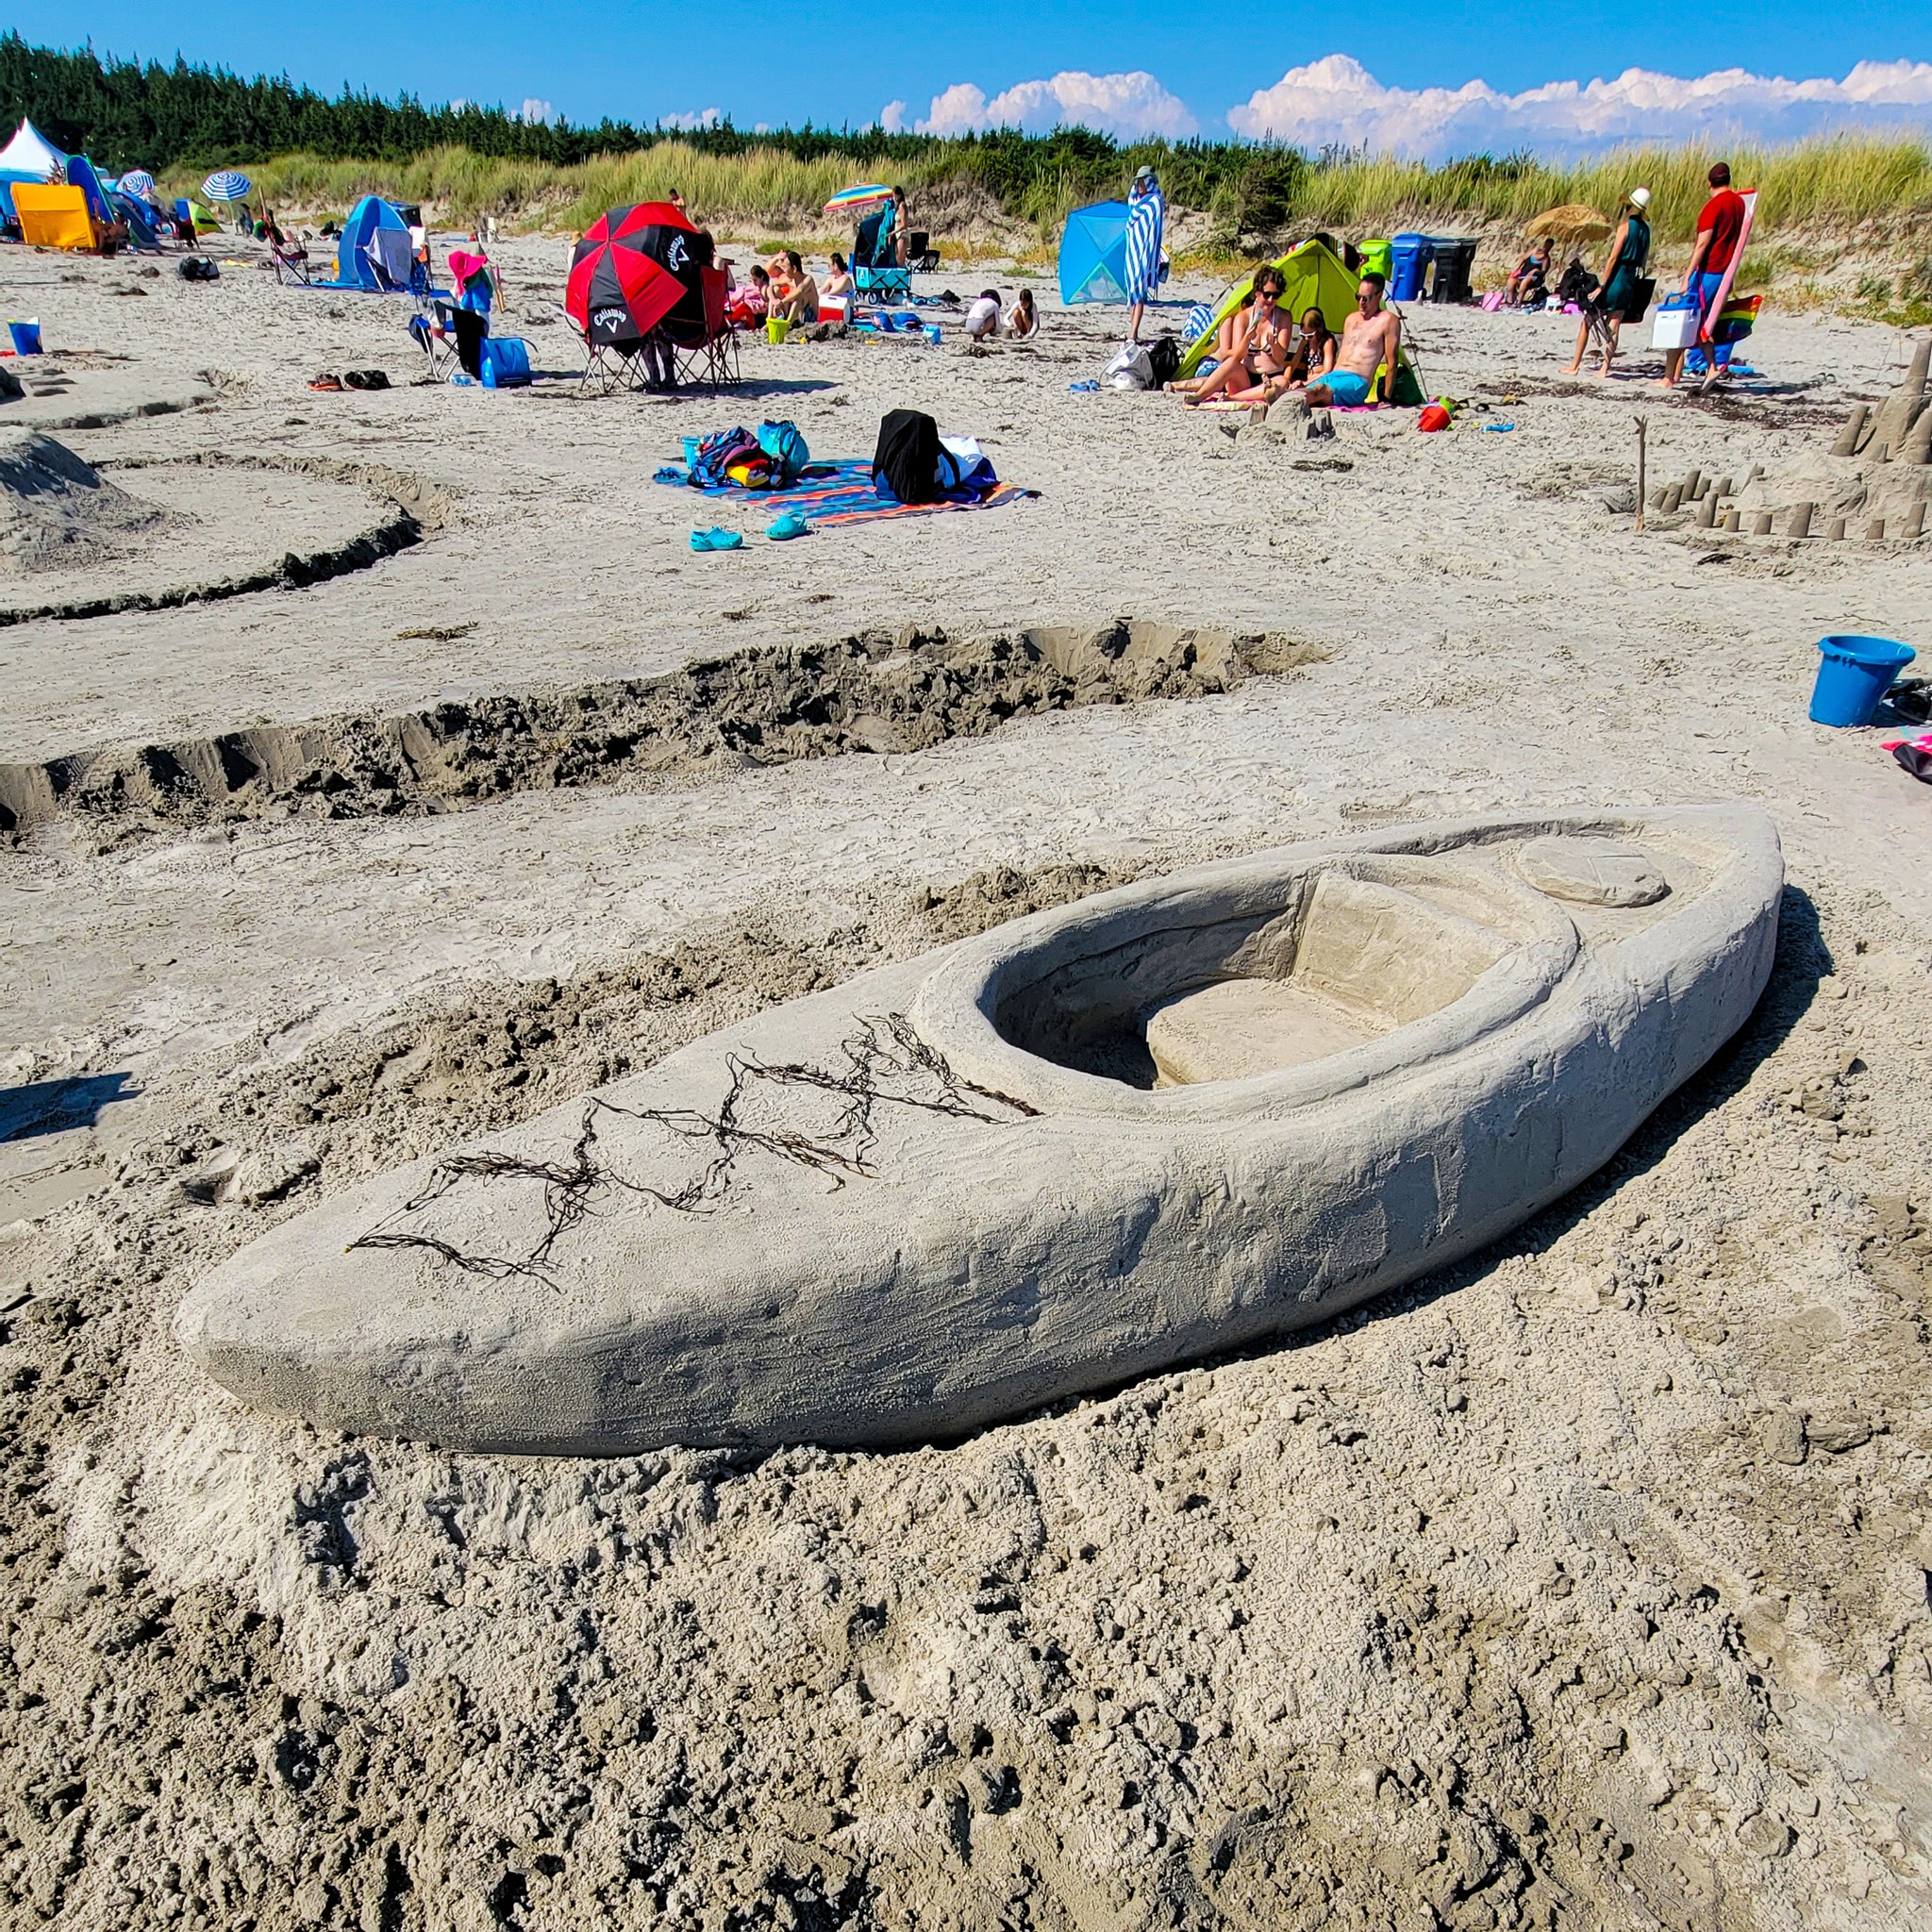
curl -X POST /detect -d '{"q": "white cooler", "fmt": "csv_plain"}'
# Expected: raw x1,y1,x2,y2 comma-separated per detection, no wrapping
1651,299,1702,351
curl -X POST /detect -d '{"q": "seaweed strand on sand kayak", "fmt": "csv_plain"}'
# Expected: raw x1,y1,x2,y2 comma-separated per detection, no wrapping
345,1011,1038,1283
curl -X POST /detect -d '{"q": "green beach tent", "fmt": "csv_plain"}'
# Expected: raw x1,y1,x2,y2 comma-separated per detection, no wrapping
1175,240,1362,381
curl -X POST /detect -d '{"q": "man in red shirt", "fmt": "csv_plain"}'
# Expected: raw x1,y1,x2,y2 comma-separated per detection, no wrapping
1664,162,1748,387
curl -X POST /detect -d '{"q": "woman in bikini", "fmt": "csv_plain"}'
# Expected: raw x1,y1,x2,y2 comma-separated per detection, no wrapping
1183,272,1293,407
1168,286,1255,395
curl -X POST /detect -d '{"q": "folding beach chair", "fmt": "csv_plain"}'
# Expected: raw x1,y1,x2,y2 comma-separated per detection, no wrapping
272,236,314,286
571,318,658,397
667,268,741,391
1579,276,1655,365
411,298,487,380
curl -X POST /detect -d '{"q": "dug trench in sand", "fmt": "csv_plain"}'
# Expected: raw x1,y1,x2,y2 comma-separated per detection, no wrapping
4,233,1932,1932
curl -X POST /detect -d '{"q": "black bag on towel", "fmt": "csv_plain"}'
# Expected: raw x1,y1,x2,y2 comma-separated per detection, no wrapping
873,408,941,505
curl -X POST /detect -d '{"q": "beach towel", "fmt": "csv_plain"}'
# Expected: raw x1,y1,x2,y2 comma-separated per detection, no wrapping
1123,187,1165,305
657,459,1033,527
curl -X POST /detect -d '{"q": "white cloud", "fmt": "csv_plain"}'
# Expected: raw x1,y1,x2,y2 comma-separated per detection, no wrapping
1227,55,1932,159
517,97,558,126
660,107,723,131
898,71,1198,141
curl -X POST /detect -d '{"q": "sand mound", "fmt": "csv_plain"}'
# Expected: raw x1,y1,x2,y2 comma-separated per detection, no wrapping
0,428,174,575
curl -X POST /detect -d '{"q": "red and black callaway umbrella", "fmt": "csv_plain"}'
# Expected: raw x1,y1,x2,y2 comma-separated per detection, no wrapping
567,202,709,346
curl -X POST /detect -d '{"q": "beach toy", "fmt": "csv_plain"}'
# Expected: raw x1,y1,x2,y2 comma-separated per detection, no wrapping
1808,636,1916,727
682,436,700,466
924,324,941,346
765,318,790,344
1418,399,1454,432
8,320,41,356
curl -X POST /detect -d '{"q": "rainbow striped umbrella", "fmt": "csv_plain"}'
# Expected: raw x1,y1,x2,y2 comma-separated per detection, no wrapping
202,170,253,203
824,182,894,217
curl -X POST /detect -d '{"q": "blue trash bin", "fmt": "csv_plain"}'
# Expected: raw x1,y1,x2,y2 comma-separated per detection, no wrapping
1808,635,1916,726
1389,234,1434,303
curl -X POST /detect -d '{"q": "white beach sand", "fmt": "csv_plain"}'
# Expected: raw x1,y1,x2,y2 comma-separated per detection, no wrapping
2,231,1930,1930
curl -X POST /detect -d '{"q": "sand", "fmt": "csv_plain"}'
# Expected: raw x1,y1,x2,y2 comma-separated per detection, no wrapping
2,230,1931,1929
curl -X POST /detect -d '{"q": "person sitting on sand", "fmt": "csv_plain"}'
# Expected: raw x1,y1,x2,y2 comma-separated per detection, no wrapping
1507,241,1552,307
1183,269,1294,407
1008,289,1039,339
1564,188,1651,377
964,290,1002,343
1299,274,1402,410
1288,307,1338,385
772,251,819,325
824,254,855,300
728,264,772,327
1169,287,1257,395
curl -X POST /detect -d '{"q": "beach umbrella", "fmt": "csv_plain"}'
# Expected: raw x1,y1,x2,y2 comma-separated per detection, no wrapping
119,168,156,199
566,202,707,346
202,169,253,203
824,182,894,217
1523,203,1612,242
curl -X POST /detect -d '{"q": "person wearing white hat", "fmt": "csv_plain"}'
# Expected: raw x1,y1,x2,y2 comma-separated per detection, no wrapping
1563,186,1654,376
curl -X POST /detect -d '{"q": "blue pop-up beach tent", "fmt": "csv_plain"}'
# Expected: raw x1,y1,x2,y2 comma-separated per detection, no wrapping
315,194,416,291
1058,200,1135,306
64,154,112,222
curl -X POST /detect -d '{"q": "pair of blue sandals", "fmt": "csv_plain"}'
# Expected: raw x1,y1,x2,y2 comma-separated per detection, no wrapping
689,512,810,552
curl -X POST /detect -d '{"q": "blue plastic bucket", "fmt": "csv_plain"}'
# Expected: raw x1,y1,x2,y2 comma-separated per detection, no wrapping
1808,634,1916,726
8,319,42,355
682,436,700,466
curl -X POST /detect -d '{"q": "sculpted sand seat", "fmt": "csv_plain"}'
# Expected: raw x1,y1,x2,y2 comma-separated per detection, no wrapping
176,808,1783,1454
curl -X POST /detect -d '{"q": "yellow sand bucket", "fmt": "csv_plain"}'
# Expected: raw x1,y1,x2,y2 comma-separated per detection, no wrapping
766,317,791,344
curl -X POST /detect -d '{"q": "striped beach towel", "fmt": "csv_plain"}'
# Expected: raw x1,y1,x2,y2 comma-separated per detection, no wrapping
1123,188,1165,304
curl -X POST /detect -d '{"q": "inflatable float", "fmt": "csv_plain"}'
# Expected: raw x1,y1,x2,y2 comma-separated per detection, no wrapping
177,807,1783,1453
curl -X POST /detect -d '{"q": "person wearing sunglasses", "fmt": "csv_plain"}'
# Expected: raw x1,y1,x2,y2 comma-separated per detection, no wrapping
1301,273,1402,409
1183,270,1294,407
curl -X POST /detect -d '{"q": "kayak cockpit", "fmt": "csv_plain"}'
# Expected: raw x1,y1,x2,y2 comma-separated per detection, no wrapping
912,852,1582,1114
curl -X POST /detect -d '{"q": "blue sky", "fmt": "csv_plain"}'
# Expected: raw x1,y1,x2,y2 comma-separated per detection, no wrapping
32,4,1932,155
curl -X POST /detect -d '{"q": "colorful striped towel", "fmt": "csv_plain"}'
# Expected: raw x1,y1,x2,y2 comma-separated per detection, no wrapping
657,459,1036,527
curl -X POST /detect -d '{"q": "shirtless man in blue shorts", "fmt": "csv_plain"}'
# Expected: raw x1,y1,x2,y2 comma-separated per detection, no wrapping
1301,273,1402,408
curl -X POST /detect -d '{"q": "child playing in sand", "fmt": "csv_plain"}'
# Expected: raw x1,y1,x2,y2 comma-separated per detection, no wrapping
1007,290,1039,339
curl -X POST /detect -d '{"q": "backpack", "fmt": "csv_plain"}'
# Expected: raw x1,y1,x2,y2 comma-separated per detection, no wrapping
872,408,941,505
1145,334,1182,387
757,420,809,483
691,425,763,488
177,256,219,282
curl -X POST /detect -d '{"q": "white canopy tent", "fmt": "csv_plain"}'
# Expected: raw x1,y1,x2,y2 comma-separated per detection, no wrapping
0,118,65,182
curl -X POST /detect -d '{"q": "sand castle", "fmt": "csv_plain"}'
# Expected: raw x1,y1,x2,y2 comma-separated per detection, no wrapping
177,807,1782,1453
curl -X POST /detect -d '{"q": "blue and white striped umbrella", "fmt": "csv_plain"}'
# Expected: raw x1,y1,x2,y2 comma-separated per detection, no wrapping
119,169,157,199
202,170,252,203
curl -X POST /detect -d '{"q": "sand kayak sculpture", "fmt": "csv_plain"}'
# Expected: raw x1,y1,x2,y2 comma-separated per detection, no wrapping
178,808,1782,1454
